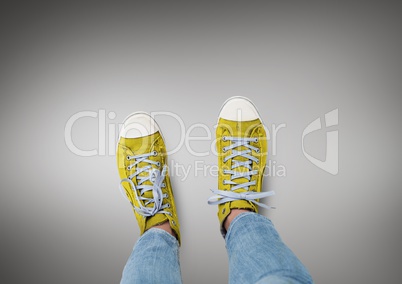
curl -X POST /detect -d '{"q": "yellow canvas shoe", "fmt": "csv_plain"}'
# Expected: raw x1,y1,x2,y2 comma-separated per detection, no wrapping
117,112,181,244
208,97,275,236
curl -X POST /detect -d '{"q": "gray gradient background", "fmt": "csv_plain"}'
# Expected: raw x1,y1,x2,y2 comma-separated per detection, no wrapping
1,1,401,283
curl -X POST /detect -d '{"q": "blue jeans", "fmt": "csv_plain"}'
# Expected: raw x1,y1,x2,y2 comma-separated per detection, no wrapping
121,212,313,284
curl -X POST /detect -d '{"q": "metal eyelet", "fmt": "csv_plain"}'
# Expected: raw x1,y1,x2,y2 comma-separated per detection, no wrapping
254,138,258,142
222,136,227,141
171,220,176,226
223,147,227,152
152,151,158,156
255,148,260,153
126,156,131,160
156,161,161,167
166,203,171,208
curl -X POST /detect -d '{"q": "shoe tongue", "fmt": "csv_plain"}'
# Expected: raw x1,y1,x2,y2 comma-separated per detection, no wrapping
122,132,162,206
219,118,261,193
231,145,251,193
138,157,160,208
140,167,158,206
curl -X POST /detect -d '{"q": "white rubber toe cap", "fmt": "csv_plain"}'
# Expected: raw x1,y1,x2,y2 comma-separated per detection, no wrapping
219,96,261,121
119,112,160,138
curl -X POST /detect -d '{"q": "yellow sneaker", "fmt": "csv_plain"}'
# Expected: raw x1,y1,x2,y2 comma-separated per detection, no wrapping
208,97,275,235
116,112,181,244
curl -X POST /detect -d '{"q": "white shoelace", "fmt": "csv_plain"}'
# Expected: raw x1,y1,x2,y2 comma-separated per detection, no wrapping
208,136,275,209
119,151,171,217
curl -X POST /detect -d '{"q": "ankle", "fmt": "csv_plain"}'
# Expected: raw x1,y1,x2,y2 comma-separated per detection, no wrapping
152,221,176,238
224,209,251,231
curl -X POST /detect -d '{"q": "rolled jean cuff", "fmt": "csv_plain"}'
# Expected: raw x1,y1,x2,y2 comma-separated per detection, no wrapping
138,227,179,248
225,212,269,243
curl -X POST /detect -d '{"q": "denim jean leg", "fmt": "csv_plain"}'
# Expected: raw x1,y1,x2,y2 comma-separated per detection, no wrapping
226,212,313,284
121,228,182,284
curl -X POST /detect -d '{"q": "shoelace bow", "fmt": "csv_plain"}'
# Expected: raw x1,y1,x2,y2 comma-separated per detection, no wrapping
119,151,171,217
208,136,275,209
